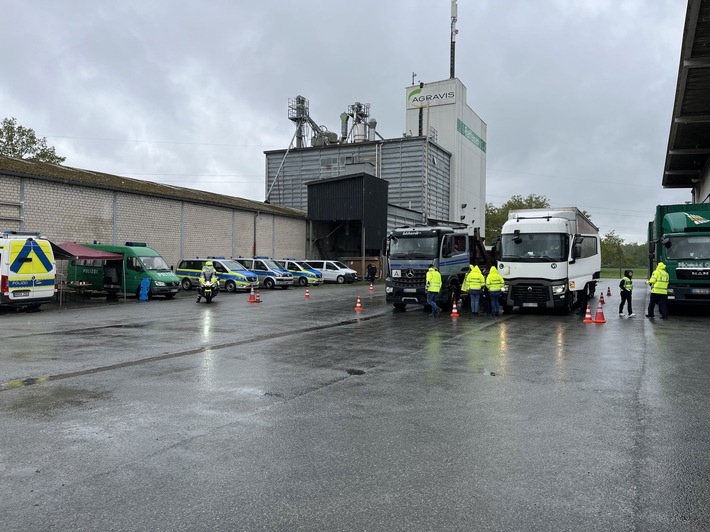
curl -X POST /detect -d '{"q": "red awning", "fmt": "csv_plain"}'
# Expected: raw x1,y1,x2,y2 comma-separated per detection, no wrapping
53,242,124,261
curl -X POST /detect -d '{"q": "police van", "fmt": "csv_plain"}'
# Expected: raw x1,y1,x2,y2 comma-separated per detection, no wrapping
234,257,294,289
176,257,258,292
275,259,322,286
68,242,180,299
0,231,57,309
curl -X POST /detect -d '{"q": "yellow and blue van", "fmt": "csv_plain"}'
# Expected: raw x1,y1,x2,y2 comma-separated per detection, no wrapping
67,242,180,299
176,257,258,292
275,259,322,286
0,231,56,309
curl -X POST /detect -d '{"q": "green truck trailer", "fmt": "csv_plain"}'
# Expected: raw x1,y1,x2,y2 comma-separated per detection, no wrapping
648,203,710,305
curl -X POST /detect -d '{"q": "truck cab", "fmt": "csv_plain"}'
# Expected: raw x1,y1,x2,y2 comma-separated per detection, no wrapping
496,209,600,313
385,226,489,310
648,204,710,305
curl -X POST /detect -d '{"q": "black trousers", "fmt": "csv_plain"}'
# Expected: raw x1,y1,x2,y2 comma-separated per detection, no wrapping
647,293,668,319
619,292,632,315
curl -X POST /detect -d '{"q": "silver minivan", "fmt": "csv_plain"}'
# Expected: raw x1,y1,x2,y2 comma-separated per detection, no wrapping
304,260,358,284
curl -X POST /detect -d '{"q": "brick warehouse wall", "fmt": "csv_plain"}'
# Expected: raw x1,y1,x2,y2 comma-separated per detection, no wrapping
0,175,307,268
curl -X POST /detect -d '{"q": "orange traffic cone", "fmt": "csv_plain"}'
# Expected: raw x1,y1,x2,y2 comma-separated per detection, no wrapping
583,304,593,323
354,296,363,311
607,286,612,297
369,282,374,292
599,293,605,305
304,289,310,299
255,290,262,303
593,301,606,323
451,300,459,318
247,286,256,303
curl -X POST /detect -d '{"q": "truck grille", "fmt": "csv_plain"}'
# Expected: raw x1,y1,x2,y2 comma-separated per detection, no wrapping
511,283,549,303
391,269,427,288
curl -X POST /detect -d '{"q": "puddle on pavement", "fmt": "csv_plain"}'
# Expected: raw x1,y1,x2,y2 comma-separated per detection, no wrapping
6,386,112,419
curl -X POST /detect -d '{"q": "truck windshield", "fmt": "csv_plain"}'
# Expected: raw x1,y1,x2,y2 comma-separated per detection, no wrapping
139,256,171,271
389,236,439,258
666,236,710,260
501,233,568,262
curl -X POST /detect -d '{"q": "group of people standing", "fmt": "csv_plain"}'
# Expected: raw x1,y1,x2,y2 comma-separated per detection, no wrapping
425,261,671,320
425,264,504,318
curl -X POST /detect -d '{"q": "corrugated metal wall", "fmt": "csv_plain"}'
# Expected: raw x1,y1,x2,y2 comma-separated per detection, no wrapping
265,137,451,222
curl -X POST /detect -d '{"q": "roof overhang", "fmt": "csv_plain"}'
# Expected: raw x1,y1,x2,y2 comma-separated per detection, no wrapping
663,0,710,189
52,242,124,261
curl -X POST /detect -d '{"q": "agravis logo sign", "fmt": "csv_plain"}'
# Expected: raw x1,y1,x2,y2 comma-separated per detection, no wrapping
685,213,710,225
408,87,456,109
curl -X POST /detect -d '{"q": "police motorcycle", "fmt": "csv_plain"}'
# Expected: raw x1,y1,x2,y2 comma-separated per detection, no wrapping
196,266,220,304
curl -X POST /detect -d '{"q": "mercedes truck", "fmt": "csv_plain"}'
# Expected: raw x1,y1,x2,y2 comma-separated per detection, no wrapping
385,226,489,310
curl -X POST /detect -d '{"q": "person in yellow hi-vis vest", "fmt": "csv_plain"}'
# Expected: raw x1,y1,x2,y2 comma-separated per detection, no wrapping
646,262,669,320
465,264,485,315
425,264,442,317
486,265,505,317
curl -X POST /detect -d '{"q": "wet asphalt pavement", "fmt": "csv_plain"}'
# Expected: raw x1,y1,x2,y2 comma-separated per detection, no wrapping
1,280,709,531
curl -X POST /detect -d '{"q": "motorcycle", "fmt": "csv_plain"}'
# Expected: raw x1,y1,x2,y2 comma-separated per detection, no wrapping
198,276,220,304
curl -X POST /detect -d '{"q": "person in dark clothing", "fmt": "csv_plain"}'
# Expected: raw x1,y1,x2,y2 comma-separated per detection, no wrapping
367,263,377,283
618,269,636,317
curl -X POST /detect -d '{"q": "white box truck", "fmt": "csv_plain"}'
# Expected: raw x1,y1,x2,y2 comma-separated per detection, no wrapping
495,208,601,313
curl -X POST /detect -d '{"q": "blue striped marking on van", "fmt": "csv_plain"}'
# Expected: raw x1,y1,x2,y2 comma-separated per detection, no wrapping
10,240,53,273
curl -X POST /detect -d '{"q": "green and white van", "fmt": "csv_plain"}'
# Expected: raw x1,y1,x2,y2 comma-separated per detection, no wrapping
67,242,181,299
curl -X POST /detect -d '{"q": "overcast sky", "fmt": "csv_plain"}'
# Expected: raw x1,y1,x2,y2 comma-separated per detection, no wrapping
2,0,691,243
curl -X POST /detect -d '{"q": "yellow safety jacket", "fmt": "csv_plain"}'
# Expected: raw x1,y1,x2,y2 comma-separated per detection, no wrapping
426,267,442,293
647,263,669,295
465,265,485,291
486,266,504,293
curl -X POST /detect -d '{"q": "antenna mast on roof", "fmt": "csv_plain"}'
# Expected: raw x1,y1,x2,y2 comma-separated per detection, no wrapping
450,0,458,79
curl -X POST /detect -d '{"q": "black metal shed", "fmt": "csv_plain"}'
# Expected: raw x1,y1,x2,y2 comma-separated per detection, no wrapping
306,172,388,257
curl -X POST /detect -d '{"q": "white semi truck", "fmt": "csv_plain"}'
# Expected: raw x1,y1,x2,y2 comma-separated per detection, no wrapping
496,208,601,313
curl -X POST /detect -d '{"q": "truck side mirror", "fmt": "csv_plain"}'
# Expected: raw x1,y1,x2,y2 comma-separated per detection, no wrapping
662,237,671,249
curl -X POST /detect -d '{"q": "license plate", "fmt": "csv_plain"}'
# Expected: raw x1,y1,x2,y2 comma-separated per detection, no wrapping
13,290,30,297
691,288,710,295
522,302,537,308
170,288,178,292
404,288,417,293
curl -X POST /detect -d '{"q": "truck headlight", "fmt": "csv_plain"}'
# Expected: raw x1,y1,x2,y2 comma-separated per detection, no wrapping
154,281,166,287
386,286,394,294
552,284,566,295
501,284,509,293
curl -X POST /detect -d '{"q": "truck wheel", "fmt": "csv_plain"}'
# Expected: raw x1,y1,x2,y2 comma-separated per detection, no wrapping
181,278,192,291
561,291,574,315
264,278,275,289
225,280,237,293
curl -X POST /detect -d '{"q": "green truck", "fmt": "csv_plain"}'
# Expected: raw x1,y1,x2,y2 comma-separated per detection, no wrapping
648,203,710,305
